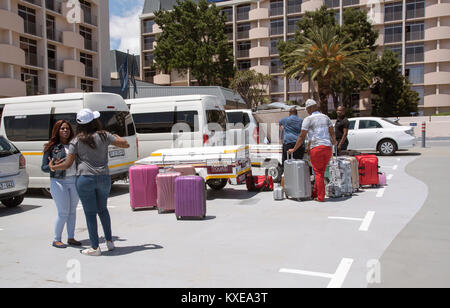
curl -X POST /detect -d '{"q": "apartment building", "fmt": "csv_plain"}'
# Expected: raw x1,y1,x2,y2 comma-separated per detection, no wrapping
140,0,450,115
0,0,111,99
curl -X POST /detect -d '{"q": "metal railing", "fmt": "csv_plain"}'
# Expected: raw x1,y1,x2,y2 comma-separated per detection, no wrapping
25,53,43,67
48,58,63,71
84,39,98,52
47,28,62,42
85,66,98,79
24,21,43,37
46,0,62,14
83,11,98,27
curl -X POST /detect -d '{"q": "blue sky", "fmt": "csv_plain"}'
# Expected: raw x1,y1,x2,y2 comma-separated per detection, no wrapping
109,0,145,55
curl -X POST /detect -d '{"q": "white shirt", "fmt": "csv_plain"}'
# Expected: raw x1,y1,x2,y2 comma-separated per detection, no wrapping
64,144,77,177
302,111,333,149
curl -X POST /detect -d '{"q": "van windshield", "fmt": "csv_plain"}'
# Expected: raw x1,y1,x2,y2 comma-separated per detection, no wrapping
227,112,250,127
207,110,227,131
0,136,19,157
99,111,136,137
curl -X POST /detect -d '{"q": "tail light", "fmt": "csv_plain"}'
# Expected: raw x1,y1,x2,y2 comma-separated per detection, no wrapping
203,134,209,145
19,154,26,169
253,126,260,144
136,138,139,159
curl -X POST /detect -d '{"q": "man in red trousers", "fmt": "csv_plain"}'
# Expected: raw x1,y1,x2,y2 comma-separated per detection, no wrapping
288,99,337,202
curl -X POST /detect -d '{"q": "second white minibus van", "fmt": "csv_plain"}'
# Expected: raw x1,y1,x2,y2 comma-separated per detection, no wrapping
127,95,227,159
0,93,138,193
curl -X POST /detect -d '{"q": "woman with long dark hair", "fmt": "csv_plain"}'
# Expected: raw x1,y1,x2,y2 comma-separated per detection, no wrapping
42,120,81,249
50,109,129,256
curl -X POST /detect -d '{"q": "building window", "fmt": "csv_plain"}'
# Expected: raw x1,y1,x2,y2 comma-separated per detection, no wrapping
237,41,250,58
19,4,38,36
384,2,403,22
237,5,250,21
144,69,156,82
288,79,302,92
405,65,424,84
48,44,58,71
411,86,424,106
143,52,154,67
48,73,57,94
406,44,424,63
406,22,424,41
270,0,284,17
221,7,233,23
287,17,301,34
271,94,284,103
287,0,302,15
80,52,94,78
143,36,155,51
343,0,359,6
271,76,284,93
21,68,39,96
270,19,284,36
46,14,59,42
270,38,283,55
406,0,425,20
80,25,96,51
324,0,340,8
385,45,402,61
143,20,154,33
20,37,39,67
225,25,233,41
237,60,251,71
384,24,402,43
81,79,94,92
237,23,250,39
270,58,284,74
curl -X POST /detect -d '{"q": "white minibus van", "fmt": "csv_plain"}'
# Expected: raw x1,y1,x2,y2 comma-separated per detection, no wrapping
0,93,138,193
127,95,227,159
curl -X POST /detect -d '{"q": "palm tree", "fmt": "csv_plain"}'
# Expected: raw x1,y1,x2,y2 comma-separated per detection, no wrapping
281,26,371,114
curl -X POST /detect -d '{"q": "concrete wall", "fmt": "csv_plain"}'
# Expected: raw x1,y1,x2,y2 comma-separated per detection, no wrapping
397,116,450,138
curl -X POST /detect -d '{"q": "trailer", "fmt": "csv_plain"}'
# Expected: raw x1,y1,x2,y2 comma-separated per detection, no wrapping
135,145,252,191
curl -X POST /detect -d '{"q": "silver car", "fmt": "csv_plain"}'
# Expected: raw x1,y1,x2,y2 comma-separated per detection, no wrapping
0,136,29,208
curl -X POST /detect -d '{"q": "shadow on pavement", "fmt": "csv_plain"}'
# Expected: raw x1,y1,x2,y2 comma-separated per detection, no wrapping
394,152,422,156
176,216,216,221
25,188,52,199
207,188,258,201
109,184,130,197
0,204,41,217
102,244,163,256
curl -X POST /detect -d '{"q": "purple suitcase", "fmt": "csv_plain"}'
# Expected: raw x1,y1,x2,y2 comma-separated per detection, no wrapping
129,165,158,210
174,176,206,220
156,172,181,214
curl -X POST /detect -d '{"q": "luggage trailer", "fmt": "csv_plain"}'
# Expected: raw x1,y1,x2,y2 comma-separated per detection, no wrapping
135,145,252,191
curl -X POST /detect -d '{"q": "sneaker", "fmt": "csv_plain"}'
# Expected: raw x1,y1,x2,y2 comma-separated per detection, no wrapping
80,247,101,256
106,241,115,251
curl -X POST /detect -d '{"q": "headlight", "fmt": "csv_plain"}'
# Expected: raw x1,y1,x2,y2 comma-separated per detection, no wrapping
405,128,415,136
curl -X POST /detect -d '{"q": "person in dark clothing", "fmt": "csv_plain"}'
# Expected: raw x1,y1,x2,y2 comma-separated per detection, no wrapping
334,106,350,155
279,108,305,168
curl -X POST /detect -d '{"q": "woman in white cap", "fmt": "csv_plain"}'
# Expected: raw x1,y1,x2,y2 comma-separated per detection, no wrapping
50,109,130,256
288,99,337,202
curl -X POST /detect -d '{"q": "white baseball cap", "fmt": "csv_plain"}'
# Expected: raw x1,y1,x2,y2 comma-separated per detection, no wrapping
305,99,318,108
76,109,100,125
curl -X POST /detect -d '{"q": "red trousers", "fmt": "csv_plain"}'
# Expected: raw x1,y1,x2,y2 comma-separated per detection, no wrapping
310,145,332,202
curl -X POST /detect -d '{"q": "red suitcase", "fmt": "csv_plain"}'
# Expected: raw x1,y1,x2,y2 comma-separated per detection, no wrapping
129,165,158,210
356,154,379,187
156,172,181,213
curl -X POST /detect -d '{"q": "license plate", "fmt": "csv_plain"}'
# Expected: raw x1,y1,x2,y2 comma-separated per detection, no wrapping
0,181,15,190
109,149,125,158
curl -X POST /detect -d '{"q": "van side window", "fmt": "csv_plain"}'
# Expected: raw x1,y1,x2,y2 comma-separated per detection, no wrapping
349,121,355,130
99,111,136,137
227,112,250,128
133,111,199,134
3,114,51,142
207,110,227,131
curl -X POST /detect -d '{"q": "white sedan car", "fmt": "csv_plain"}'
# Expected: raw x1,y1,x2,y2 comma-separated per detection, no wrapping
347,117,416,156
0,136,29,208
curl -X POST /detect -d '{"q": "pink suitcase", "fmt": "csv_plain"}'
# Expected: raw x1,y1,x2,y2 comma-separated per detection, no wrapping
129,165,158,210
156,172,181,214
174,176,206,220
378,172,387,187
170,165,196,176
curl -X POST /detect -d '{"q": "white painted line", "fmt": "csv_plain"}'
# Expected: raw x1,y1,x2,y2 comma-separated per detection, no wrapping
376,187,386,198
0,228,4,231
396,158,401,162
387,174,394,180
392,165,398,170
279,268,334,279
359,211,375,232
328,217,363,222
327,258,354,288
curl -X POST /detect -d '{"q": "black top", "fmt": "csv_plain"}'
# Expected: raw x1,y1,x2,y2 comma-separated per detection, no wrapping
335,117,349,141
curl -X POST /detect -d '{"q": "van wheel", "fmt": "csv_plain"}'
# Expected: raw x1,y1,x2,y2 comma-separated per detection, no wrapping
378,139,397,156
1,195,25,208
207,179,228,191
42,188,52,198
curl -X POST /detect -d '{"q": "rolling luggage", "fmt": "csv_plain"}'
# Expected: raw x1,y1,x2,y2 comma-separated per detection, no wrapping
129,165,158,210
356,154,379,187
326,156,353,198
156,172,181,213
378,172,387,187
246,175,274,192
284,154,312,201
342,156,360,192
174,176,206,220
171,165,196,176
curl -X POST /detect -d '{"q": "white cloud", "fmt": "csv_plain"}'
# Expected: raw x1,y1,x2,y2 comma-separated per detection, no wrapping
110,6,142,56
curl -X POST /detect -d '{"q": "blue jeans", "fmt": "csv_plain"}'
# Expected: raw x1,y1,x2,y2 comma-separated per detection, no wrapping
76,175,112,249
51,176,79,242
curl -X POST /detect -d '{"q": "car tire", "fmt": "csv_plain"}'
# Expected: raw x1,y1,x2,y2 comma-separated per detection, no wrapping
206,179,228,191
1,194,25,208
378,139,397,156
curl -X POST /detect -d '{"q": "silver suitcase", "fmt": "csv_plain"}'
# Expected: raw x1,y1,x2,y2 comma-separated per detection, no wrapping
273,185,285,201
284,154,312,201
326,150,353,198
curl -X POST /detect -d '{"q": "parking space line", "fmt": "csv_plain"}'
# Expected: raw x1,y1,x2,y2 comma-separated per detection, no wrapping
279,258,354,288
392,165,398,170
0,228,4,231
376,187,386,198
359,211,375,232
387,174,394,180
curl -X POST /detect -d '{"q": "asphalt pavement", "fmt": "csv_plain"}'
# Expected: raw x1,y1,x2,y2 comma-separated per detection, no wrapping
0,146,448,288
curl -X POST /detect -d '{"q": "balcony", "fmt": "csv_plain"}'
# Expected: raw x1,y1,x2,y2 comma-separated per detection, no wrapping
425,26,450,41
153,73,170,85
249,27,269,40
302,0,323,12
249,8,269,20
48,58,63,71
236,30,250,40
24,53,43,67
251,65,270,75
46,0,62,14
0,44,25,66
82,11,97,27
23,21,43,37
62,31,84,49
236,49,250,59
424,94,450,108
426,3,450,19
0,78,26,97
424,49,450,64
47,28,62,43
424,71,450,86
249,46,269,58
84,39,98,52
0,9,24,33
63,59,85,76
85,66,98,79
